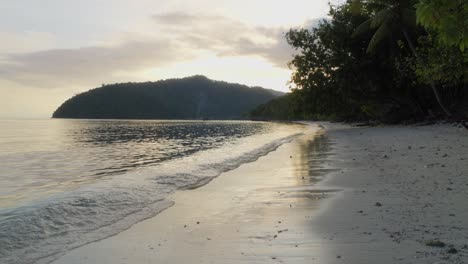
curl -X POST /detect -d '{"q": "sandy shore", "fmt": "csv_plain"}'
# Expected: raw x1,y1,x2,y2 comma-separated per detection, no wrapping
314,123,468,263
52,123,468,264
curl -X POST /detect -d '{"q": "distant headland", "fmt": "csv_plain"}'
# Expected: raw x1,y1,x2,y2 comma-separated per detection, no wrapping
52,75,283,120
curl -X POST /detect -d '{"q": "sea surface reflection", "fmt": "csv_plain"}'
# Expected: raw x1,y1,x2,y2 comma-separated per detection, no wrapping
0,119,269,207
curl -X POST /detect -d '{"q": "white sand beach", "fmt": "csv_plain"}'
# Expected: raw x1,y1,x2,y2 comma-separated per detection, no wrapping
52,123,468,264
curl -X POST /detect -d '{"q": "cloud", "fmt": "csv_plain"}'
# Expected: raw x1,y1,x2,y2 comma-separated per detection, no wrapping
154,13,324,68
0,31,56,54
0,13,323,89
152,12,296,67
0,39,194,87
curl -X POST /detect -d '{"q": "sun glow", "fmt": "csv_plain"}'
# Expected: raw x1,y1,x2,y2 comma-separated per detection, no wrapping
144,54,292,92
0,0,331,118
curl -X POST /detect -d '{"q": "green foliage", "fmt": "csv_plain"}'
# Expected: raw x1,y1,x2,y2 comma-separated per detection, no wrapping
407,35,468,112
284,3,404,121
412,35,467,85
249,94,297,120
352,0,418,53
250,0,467,122
52,76,282,120
416,0,468,51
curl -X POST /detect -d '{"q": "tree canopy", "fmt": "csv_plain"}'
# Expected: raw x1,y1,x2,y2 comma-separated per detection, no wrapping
250,0,467,122
416,0,467,51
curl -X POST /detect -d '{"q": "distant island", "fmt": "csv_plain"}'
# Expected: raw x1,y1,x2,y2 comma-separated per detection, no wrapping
52,75,283,120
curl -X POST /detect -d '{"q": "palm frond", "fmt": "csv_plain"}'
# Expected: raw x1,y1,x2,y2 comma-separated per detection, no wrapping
367,20,392,53
352,19,372,38
367,1,391,12
371,8,394,28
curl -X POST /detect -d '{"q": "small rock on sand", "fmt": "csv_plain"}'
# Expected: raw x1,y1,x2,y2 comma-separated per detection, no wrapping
447,247,458,254
425,240,446,247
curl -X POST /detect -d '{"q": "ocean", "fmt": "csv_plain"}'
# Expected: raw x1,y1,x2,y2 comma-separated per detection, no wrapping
0,119,305,264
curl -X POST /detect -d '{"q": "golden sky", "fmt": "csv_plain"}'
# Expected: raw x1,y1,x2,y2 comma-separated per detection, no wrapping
0,0,332,118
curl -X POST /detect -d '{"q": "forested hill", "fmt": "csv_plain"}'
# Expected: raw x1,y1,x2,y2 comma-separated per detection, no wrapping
52,76,283,120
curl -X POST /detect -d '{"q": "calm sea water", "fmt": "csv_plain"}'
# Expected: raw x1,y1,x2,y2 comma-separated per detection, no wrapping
0,119,305,264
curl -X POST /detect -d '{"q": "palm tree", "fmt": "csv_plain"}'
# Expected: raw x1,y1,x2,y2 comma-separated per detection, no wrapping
352,0,452,116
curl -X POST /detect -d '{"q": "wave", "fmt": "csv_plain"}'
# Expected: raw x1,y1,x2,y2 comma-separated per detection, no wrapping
0,127,305,264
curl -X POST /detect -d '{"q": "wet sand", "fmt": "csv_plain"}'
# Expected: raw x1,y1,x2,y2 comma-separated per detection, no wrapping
52,124,333,263
52,123,468,264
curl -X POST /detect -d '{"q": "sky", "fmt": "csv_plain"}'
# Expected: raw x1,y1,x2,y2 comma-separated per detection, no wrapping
0,0,331,119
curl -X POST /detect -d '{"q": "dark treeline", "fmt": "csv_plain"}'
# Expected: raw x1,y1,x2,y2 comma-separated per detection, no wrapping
250,0,467,123
53,75,282,120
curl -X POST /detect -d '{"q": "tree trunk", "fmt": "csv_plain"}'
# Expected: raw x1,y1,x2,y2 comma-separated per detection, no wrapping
402,29,452,117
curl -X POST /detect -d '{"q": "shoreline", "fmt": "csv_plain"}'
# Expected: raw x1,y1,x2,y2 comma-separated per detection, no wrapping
52,123,330,264
52,123,468,264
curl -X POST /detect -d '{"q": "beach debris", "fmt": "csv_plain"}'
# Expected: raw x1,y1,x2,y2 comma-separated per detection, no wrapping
336,255,341,259
207,237,211,240
290,156,292,158
277,229,288,233
425,240,446,247
383,155,389,158
196,221,200,224
425,163,435,168
446,187,453,191
184,225,187,228
273,235,278,239
375,202,382,207
447,247,458,254
462,122,468,130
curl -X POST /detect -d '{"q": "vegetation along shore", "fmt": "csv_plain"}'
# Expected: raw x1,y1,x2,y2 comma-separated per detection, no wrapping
250,0,467,124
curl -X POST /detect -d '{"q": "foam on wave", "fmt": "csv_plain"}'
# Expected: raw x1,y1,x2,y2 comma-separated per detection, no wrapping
0,124,308,264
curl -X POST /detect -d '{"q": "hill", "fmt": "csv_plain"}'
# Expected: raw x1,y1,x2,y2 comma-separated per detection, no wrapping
249,93,297,120
52,76,283,120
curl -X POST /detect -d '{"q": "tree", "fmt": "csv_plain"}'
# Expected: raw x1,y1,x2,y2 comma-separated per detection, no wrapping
352,0,452,116
251,0,465,122
416,0,468,51
284,3,399,121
